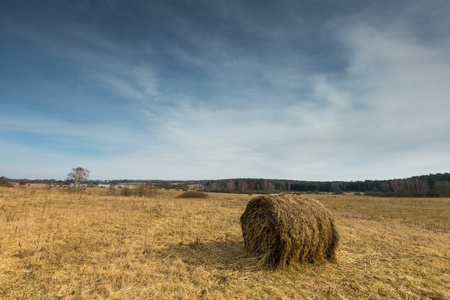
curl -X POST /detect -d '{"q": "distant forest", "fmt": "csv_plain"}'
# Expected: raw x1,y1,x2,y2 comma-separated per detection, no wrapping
2,173,450,197
201,173,450,197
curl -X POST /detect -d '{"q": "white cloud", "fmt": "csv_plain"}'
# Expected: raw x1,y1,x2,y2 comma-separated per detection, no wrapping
98,66,159,103
2,1,450,180
338,20,450,135
0,113,144,153
134,10,450,180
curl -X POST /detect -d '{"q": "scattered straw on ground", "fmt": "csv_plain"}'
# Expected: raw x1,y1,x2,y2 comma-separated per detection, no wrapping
0,187,448,299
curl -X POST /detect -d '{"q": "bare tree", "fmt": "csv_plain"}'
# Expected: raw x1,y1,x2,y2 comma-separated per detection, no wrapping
67,167,90,191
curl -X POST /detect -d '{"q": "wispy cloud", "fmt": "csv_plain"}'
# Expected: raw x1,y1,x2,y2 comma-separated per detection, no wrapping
1,0,449,180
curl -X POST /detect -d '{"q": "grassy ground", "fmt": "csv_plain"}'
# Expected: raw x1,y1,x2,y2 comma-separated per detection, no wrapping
0,187,448,299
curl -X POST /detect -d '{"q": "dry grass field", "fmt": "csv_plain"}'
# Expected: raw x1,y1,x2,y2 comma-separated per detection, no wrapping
0,187,448,299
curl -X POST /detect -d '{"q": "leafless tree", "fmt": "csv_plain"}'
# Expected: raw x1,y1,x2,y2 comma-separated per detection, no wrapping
67,167,90,191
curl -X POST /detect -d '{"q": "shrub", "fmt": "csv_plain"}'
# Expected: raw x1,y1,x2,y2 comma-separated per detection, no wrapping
120,187,133,197
0,177,13,187
135,183,154,197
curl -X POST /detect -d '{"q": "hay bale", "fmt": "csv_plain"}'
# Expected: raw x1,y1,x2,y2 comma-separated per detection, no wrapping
240,193,339,267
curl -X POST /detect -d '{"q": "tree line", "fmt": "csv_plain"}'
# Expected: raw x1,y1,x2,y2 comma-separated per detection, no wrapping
2,172,450,197
201,173,450,197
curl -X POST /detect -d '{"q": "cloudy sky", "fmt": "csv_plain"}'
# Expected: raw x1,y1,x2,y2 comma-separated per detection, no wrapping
1,0,450,181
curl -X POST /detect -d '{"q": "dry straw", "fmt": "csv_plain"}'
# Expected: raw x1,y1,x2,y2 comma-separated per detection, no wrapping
240,193,339,268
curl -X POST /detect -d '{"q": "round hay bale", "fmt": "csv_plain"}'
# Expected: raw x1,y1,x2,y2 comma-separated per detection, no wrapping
240,193,339,267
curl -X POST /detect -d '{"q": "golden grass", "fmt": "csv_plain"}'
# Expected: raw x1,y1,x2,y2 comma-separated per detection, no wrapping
0,187,449,299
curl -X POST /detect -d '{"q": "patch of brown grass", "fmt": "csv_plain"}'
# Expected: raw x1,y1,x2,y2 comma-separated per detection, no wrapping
0,187,448,299
176,190,209,198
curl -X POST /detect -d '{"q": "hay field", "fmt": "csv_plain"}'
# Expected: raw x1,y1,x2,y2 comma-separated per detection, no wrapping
0,187,448,299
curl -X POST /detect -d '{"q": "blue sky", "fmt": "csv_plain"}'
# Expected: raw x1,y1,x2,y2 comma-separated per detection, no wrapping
1,0,450,181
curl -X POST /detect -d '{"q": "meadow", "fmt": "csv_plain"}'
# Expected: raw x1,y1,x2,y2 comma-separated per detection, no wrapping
0,186,448,299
